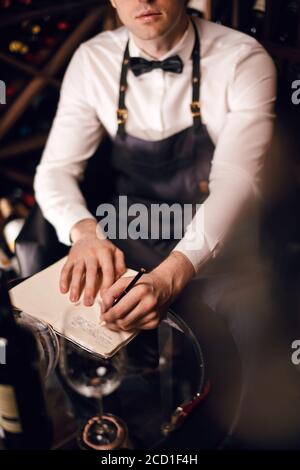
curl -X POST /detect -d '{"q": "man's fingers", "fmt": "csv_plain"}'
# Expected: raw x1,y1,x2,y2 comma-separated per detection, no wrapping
115,310,153,331
60,260,73,293
114,249,126,279
101,279,149,322
105,322,122,333
121,312,160,331
69,261,85,302
101,276,133,311
138,312,157,326
101,291,140,323
114,299,154,330
83,258,99,306
107,317,158,332
138,318,161,330
98,252,115,292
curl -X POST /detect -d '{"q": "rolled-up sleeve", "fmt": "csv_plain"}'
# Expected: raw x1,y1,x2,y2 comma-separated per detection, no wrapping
172,43,277,274
34,45,103,246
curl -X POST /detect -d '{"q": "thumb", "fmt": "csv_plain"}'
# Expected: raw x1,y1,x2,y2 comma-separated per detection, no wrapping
100,276,133,312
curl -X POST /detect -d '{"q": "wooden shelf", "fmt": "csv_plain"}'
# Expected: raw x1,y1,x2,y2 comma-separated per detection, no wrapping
0,133,48,161
0,51,61,89
0,168,33,188
229,0,300,62
0,0,105,27
262,41,300,63
0,4,120,187
0,6,106,142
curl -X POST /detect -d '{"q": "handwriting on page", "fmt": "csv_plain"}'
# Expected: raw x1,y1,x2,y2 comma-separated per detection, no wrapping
69,315,115,348
9,257,137,358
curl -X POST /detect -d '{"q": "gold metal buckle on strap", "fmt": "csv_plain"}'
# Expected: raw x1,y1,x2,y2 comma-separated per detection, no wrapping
117,108,128,125
190,101,201,118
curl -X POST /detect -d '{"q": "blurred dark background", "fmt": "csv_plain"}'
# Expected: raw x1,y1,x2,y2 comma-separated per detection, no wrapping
0,0,300,450
0,0,299,328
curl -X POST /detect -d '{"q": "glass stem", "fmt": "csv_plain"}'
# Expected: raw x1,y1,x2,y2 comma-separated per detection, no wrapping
98,392,104,421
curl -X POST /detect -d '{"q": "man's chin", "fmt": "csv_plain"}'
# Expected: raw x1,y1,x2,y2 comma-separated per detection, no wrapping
130,25,170,41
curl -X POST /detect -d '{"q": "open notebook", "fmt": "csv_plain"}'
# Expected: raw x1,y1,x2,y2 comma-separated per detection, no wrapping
9,257,138,358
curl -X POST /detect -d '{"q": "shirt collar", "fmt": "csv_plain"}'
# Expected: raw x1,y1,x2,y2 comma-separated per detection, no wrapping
128,17,195,65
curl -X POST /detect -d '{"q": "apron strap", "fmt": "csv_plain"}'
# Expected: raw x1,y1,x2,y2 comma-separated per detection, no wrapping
190,19,202,132
117,42,130,138
117,17,202,138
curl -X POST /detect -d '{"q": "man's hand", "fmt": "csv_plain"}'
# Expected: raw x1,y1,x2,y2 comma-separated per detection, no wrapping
60,219,126,306
101,251,195,331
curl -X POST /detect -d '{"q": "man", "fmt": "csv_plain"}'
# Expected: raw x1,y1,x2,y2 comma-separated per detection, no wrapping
34,0,277,446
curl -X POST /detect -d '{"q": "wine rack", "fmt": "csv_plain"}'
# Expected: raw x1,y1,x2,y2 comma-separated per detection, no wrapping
188,0,300,206
0,0,121,192
197,1,300,59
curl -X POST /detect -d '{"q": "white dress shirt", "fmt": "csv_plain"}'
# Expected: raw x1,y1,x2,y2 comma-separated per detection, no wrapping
34,17,277,274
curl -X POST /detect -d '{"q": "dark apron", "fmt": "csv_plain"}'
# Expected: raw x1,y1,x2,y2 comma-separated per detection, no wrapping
98,18,215,271
16,18,215,276
107,26,240,445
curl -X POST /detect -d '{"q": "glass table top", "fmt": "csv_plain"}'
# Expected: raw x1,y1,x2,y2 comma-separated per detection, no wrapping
56,310,206,450
7,278,207,450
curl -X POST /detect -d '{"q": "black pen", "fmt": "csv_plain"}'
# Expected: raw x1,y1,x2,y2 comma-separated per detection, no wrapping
100,268,146,326
112,267,146,306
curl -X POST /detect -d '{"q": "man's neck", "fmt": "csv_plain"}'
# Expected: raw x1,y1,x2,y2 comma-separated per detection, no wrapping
131,14,189,59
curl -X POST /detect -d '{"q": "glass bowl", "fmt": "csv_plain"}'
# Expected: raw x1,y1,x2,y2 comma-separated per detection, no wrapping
13,308,60,381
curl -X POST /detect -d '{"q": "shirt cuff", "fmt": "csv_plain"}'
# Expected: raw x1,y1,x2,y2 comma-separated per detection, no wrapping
171,207,221,274
54,207,98,246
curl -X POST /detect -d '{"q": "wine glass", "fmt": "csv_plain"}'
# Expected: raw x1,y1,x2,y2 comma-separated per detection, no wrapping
8,277,59,382
13,308,59,381
58,303,128,450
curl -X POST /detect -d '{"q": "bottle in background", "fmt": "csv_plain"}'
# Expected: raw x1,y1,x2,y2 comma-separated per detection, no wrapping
0,270,53,449
212,0,233,27
247,0,267,39
275,0,300,47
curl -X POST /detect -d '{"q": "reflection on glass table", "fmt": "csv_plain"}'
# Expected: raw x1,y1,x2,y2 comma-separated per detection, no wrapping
59,306,128,450
58,309,206,450
12,308,60,381
8,278,60,382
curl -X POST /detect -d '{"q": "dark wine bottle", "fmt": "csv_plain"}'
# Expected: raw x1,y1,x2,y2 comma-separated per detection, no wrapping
247,0,266,39
276,0,300,47
0,270,53,449
212,0,233,26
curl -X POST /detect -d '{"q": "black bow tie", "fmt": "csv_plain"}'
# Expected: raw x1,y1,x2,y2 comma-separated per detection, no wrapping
129,55,184,77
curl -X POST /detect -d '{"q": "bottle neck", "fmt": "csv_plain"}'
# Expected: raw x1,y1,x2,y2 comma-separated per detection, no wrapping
253,0,266,13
